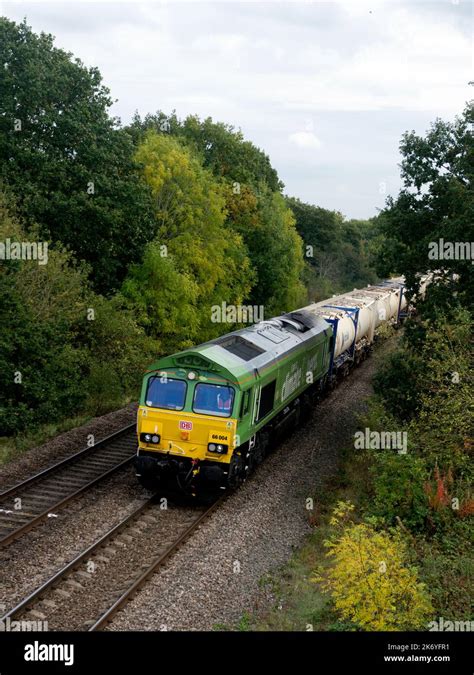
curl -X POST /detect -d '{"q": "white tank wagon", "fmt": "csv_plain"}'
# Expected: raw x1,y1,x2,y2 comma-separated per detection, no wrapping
305,279,406,323
314,294,376,346
368,279,409,319
304,305,357,360
347,286,399,326
303,298,376,376
335,294,376,345
378,273,432,309
389,277,408,312
300,277,408,380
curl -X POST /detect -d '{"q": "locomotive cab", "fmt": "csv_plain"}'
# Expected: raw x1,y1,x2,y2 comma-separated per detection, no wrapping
135,364,241,494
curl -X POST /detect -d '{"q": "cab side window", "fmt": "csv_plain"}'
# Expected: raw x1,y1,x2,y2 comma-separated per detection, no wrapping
240,389,251,418
257,380,276,421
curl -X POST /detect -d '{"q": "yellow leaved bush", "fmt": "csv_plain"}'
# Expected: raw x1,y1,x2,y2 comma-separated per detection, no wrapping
314,502,433,631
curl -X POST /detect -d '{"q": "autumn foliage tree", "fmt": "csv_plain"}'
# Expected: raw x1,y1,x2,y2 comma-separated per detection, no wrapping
122,132,254,349
127,119,307,319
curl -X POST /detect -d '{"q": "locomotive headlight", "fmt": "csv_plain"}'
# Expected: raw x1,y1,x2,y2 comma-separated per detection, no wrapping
140,432,160,445
207,443,228,454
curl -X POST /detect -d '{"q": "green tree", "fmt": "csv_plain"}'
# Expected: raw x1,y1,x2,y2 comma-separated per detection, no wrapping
227,185,306,315
406,309,473,471
0,17,156,293
129,113,310,316
377,103,474,314
0,192,152,434
368,309,473,531
122,241,201,353
128,111,282,192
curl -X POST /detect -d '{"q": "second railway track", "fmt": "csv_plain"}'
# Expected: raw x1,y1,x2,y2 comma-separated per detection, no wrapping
1,494,223,631
0,424,136,546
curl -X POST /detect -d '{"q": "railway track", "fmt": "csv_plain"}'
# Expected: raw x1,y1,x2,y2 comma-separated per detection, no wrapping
0,424,136,546
1,495,223,631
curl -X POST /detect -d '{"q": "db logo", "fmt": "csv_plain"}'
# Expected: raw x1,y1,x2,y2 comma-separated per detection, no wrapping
179,421,193,430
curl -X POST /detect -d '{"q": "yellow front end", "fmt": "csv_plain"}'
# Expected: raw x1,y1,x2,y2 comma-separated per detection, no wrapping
137,405,238,464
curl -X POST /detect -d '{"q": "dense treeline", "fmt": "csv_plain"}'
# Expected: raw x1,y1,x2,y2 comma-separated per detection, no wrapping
286,197,379,299
376,104,474,315
124,123,306,331
0,191,154,436
0,18,378,442
309,103,473,629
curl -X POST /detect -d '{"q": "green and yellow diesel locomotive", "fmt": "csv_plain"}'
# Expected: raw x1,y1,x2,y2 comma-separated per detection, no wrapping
134,309,332,494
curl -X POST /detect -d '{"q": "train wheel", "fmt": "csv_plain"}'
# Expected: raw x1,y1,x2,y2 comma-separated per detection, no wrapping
252,432,268,465
228,452,246,487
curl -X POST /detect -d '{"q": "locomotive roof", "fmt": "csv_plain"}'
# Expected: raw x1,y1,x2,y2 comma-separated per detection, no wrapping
148,311,331,386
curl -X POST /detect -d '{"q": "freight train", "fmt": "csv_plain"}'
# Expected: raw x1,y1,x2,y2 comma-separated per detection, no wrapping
134,276,426,495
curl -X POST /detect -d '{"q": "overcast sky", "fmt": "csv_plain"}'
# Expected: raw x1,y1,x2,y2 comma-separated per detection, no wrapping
2,0,473,218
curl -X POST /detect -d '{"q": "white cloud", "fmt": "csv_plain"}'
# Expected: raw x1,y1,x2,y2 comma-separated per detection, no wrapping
288,131,322,149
